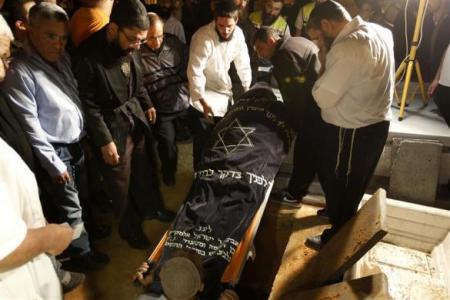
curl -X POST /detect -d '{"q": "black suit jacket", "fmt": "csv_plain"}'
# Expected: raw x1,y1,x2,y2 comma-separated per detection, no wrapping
73,27,153,156
271,36,321,131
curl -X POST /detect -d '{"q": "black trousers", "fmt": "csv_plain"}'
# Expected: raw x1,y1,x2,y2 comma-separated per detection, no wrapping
99,125,163,236
317,120,389,242
434,84,450,127
154,110,188,177
287,101,323,198
188,106,221,170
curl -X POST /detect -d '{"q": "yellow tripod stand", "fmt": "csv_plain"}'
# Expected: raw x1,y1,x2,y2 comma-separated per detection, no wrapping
395,0,429,121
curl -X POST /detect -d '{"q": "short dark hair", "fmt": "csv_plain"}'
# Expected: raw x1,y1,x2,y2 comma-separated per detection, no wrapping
110,0,149,30
254,26,280,44
307,0,349,30
214,0,239,20
28,2,68,27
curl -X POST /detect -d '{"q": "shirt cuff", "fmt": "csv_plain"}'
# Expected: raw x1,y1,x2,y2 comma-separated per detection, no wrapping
45,157,68,178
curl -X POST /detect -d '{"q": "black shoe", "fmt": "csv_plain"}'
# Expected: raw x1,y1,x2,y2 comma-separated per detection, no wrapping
62,251,109,273
145,209,176,222
305,235,323,251
120,231,151,249
317,208,329,220
271,191,302,208
87,224,111,241
163,174,176,186
61,271,85,294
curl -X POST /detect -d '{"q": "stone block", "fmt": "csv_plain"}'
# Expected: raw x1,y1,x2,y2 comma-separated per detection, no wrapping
269,189,388,299
389,139,443,205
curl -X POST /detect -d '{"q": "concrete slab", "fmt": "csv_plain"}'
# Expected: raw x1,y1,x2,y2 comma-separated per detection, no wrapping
269,189,388,299
390,98,450,147
389,139,443,205
351,242,449,300
283,273,391,300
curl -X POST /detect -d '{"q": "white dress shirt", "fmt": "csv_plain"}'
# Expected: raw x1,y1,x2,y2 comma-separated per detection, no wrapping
312,17,395,129
187,21,251,117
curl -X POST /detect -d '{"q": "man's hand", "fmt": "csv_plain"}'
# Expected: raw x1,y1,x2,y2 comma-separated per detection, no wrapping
145,107,157,124
133,261,154,287
428,79,439,97
101,142,120,166
53,170,71,185
199,98,214,123
45,223,73,256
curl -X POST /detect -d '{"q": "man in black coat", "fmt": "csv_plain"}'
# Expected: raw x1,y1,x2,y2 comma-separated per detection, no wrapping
74,0,174,249
253,26,321,207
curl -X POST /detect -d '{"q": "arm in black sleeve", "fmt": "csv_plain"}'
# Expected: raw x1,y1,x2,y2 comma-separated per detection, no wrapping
272,49,310,113
74,57,113,148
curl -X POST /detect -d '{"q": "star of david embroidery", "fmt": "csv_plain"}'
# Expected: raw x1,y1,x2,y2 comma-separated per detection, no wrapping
212,119,255,154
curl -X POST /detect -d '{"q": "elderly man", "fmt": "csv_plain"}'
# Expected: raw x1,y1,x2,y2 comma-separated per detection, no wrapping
305,1,394,249
253,27,321,207
2,2,108,271
74,0,174,250
188,0,251,169
141,13,189,186
0,19,73,299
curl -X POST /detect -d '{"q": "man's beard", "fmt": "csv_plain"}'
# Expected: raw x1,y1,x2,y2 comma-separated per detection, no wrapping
215,27,234,42
111,34,132,58
262,11,277,26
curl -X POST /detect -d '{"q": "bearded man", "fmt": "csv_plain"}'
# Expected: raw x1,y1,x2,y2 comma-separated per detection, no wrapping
187,0,251,169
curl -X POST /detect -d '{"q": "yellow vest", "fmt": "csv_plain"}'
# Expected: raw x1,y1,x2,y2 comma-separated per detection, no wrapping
301,2,315,28
249,11,289,36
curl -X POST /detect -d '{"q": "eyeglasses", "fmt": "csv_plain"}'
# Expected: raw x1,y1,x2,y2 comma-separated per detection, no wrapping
120,29,148,46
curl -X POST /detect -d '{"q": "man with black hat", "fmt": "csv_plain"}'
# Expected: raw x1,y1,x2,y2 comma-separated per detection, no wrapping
74,0,175,249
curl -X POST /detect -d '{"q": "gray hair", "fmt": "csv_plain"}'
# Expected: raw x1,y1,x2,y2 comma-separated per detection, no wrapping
28,2,69,27
147,12,164,27
0,15,14,41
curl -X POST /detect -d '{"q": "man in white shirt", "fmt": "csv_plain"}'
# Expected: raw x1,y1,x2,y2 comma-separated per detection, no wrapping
187,0,251,169
305,0,394,250
0,137,73,299
429,44,450,127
